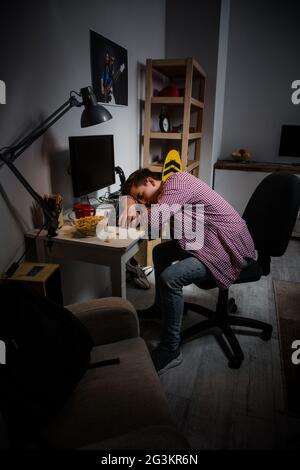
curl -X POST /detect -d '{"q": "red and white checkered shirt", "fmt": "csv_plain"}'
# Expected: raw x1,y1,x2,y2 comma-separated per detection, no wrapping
141,171,255,289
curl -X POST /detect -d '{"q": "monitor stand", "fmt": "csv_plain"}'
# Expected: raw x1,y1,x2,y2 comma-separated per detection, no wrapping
108,190,121,200
106,191,121,225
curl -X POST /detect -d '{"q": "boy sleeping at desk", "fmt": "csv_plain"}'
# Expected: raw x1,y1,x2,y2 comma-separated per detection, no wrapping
119,169,255,375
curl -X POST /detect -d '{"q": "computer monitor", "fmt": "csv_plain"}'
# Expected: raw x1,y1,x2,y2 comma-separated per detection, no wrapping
69,135,115,197
279,125,300,158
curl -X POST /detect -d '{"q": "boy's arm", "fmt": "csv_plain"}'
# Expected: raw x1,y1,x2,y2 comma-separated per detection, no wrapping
119,176,191,232
118,195,139,228
139,185,189,237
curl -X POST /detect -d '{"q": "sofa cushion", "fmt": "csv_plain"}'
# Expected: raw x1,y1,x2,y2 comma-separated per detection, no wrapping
41,337,174,449
67,297,139,346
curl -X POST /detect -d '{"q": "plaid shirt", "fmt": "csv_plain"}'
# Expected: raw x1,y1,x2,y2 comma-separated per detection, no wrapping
140,172,255,289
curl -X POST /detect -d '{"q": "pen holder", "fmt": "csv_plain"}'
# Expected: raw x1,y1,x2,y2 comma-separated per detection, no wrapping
44,193,64,229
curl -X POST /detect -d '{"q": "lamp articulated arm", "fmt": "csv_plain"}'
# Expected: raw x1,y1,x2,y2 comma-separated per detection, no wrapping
0,95,81,169
0,94,81,238
0,151,59,237
0,86,112,239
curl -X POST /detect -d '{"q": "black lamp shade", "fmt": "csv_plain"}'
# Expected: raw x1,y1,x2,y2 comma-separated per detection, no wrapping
80,86,112,128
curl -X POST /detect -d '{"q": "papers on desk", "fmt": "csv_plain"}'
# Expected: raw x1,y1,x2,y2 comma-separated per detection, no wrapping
96,224,143,241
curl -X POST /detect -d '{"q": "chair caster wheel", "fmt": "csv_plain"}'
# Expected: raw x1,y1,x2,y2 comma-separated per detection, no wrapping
228,357,242,369
260,326,272,341
228,298,238,314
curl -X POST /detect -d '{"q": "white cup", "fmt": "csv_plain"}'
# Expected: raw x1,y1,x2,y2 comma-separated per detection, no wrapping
96,216,110,240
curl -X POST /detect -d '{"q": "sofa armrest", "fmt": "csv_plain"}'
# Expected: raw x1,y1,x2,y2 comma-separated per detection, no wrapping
66,297,139,346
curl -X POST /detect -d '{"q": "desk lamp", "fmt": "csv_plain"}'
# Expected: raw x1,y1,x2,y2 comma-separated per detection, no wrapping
0,86,112,239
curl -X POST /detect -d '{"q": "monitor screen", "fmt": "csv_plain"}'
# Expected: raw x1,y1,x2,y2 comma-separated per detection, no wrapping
279,125,300,158
69,135,115,197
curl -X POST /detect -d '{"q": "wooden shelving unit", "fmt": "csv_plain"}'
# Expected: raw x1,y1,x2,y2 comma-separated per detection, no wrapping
136,58,206,267
143,57,206,177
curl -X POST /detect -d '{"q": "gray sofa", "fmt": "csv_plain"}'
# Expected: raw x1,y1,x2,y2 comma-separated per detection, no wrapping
35,297,190,450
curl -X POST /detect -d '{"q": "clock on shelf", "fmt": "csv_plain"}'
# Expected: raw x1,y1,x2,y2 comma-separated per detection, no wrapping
159,109,171,133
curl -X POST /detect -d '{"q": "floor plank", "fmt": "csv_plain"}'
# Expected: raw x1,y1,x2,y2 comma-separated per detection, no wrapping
232,335,275,420
164,393,191,434
228,414,275,450
127,239,300,449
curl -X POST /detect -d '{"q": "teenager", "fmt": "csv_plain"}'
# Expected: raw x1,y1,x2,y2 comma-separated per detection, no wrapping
119,169,255,374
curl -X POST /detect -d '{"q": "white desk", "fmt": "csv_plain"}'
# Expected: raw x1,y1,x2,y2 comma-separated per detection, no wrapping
25,224,145,299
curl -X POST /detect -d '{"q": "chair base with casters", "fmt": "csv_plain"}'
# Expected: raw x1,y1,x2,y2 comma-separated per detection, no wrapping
181,261,273,369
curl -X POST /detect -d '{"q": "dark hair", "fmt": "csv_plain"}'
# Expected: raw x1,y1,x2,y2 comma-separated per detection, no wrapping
121,168,162,195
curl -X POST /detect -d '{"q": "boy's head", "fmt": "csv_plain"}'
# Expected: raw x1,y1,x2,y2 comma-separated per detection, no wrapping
122,169,162,204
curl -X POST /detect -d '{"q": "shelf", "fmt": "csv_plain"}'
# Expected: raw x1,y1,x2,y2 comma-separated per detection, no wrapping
150,132,182,140
192,59,207,79
214,160,300,174
151,58,206,79
186,160,200,172
151,97,184,105
149,160,200,173
189,133,202,140
190,98,204,109
149,164,164,172
151,96,204,109
147,132,202,141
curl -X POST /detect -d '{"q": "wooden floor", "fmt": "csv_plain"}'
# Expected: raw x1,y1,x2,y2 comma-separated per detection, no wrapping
127,239,300,450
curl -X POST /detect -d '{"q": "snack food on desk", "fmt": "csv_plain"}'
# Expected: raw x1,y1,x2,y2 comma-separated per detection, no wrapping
73,215,105,236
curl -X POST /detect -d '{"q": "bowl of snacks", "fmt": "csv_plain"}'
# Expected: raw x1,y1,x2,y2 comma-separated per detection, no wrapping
231,148,252,162
73,215,106,237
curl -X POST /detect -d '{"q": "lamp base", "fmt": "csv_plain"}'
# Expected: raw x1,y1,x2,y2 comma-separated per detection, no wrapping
46,226,58,238
5,262,20,278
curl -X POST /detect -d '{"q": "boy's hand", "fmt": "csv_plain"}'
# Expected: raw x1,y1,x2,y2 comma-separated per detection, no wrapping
119,196,139,228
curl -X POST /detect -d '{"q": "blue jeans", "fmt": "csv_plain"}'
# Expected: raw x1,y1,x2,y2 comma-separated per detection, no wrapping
152,240,249,351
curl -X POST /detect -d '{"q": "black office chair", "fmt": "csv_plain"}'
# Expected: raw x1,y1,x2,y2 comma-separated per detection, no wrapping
181,173,300,369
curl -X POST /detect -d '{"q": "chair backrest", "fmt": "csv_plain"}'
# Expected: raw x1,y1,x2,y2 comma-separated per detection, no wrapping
243,173,300,259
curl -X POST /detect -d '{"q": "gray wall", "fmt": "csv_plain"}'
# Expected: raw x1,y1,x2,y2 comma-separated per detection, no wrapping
211,0,230,169
220,0,300,163
165,0,222,185
0,0,166,304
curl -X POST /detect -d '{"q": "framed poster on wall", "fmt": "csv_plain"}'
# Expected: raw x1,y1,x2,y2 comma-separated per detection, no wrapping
90,30,128,106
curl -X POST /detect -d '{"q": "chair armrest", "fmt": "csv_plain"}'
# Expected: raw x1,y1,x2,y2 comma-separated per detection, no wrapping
65,297,139,346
